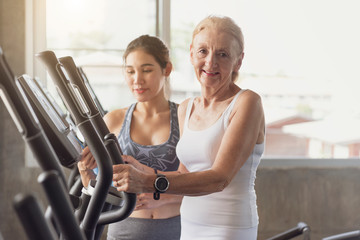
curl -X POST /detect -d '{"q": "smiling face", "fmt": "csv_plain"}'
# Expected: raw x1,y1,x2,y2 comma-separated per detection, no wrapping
190,28,243,91
125,49,170,102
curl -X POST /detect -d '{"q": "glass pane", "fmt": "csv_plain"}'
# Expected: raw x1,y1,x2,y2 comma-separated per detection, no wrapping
46,0,156,110
47,0,156,51
171,0,360,158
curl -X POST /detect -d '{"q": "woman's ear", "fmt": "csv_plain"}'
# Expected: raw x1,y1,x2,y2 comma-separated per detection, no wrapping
234,52,245,72
189,44,194,65
165,62,173,77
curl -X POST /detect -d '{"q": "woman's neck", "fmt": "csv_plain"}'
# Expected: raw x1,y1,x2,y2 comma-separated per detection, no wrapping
200,83,240,107
136,96,169,115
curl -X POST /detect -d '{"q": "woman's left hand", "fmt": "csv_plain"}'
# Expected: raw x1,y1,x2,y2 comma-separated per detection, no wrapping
113,163,151,193
134,193,163,210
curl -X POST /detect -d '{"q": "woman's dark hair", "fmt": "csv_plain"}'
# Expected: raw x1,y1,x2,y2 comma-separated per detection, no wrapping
123,35,170,69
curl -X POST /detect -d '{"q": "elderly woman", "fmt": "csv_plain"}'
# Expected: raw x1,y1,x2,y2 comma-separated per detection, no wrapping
114,15,265,240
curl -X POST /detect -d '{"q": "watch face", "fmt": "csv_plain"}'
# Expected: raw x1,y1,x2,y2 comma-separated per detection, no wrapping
156,177,169,192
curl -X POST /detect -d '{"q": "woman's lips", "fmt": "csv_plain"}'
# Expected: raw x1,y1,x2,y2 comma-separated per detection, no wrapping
202,70,219,76
134,88,146,94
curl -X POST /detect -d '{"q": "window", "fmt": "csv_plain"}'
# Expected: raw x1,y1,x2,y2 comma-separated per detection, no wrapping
171,0,360,159
46,0,156,110
32,0,360,159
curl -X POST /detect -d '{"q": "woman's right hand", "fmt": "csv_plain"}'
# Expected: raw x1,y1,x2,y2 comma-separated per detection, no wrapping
78,146,97,171
77,146,97,187
122,155,155,174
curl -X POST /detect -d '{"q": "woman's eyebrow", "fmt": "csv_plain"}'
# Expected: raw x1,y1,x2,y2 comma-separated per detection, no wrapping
141,63,155,67
125,63,154,68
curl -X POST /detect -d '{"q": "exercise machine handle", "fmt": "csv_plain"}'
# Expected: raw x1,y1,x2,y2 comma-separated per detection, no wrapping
36,51,89,124
36,51,114,239
78,66,107,117
58,56,110,140
322,230,360,240
36,50,136,238
58,55,136,221
266,222,310,240
0,47,67,186
13,193,57,240
38,170,86,240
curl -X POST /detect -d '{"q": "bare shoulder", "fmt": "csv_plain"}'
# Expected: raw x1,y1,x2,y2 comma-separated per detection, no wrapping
103,107,129,134
240,89,262,101
177,98,192,133
230,89,265,143
236,89,263,109
178,98,192,119
229,89,264,122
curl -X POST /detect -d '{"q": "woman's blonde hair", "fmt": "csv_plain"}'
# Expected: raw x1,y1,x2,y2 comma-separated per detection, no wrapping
192,15,244,82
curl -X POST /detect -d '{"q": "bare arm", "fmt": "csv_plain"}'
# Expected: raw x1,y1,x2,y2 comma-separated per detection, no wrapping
113,91,265,196
169,90,265,195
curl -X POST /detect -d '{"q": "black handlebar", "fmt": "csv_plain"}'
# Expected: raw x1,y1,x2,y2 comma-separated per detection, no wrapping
1,47,82,238
0,48,67,186
266,222,310,240
58,56,124,163
37,170,86,240
36,50,136,239
322,230,360,240
13,193,57,240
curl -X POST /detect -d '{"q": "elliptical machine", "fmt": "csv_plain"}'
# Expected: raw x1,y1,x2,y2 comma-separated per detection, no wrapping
0,47,136,240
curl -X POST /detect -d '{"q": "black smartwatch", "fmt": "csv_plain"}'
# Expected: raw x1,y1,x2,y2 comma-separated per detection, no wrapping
153,169,169,200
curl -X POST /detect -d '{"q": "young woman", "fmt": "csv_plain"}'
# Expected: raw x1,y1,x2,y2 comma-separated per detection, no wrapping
78,35,182,240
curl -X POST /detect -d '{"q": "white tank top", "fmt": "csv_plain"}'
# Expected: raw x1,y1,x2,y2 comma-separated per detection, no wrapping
176,90,264,229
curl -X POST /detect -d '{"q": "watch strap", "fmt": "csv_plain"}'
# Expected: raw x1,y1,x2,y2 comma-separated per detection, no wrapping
153,169,160,200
